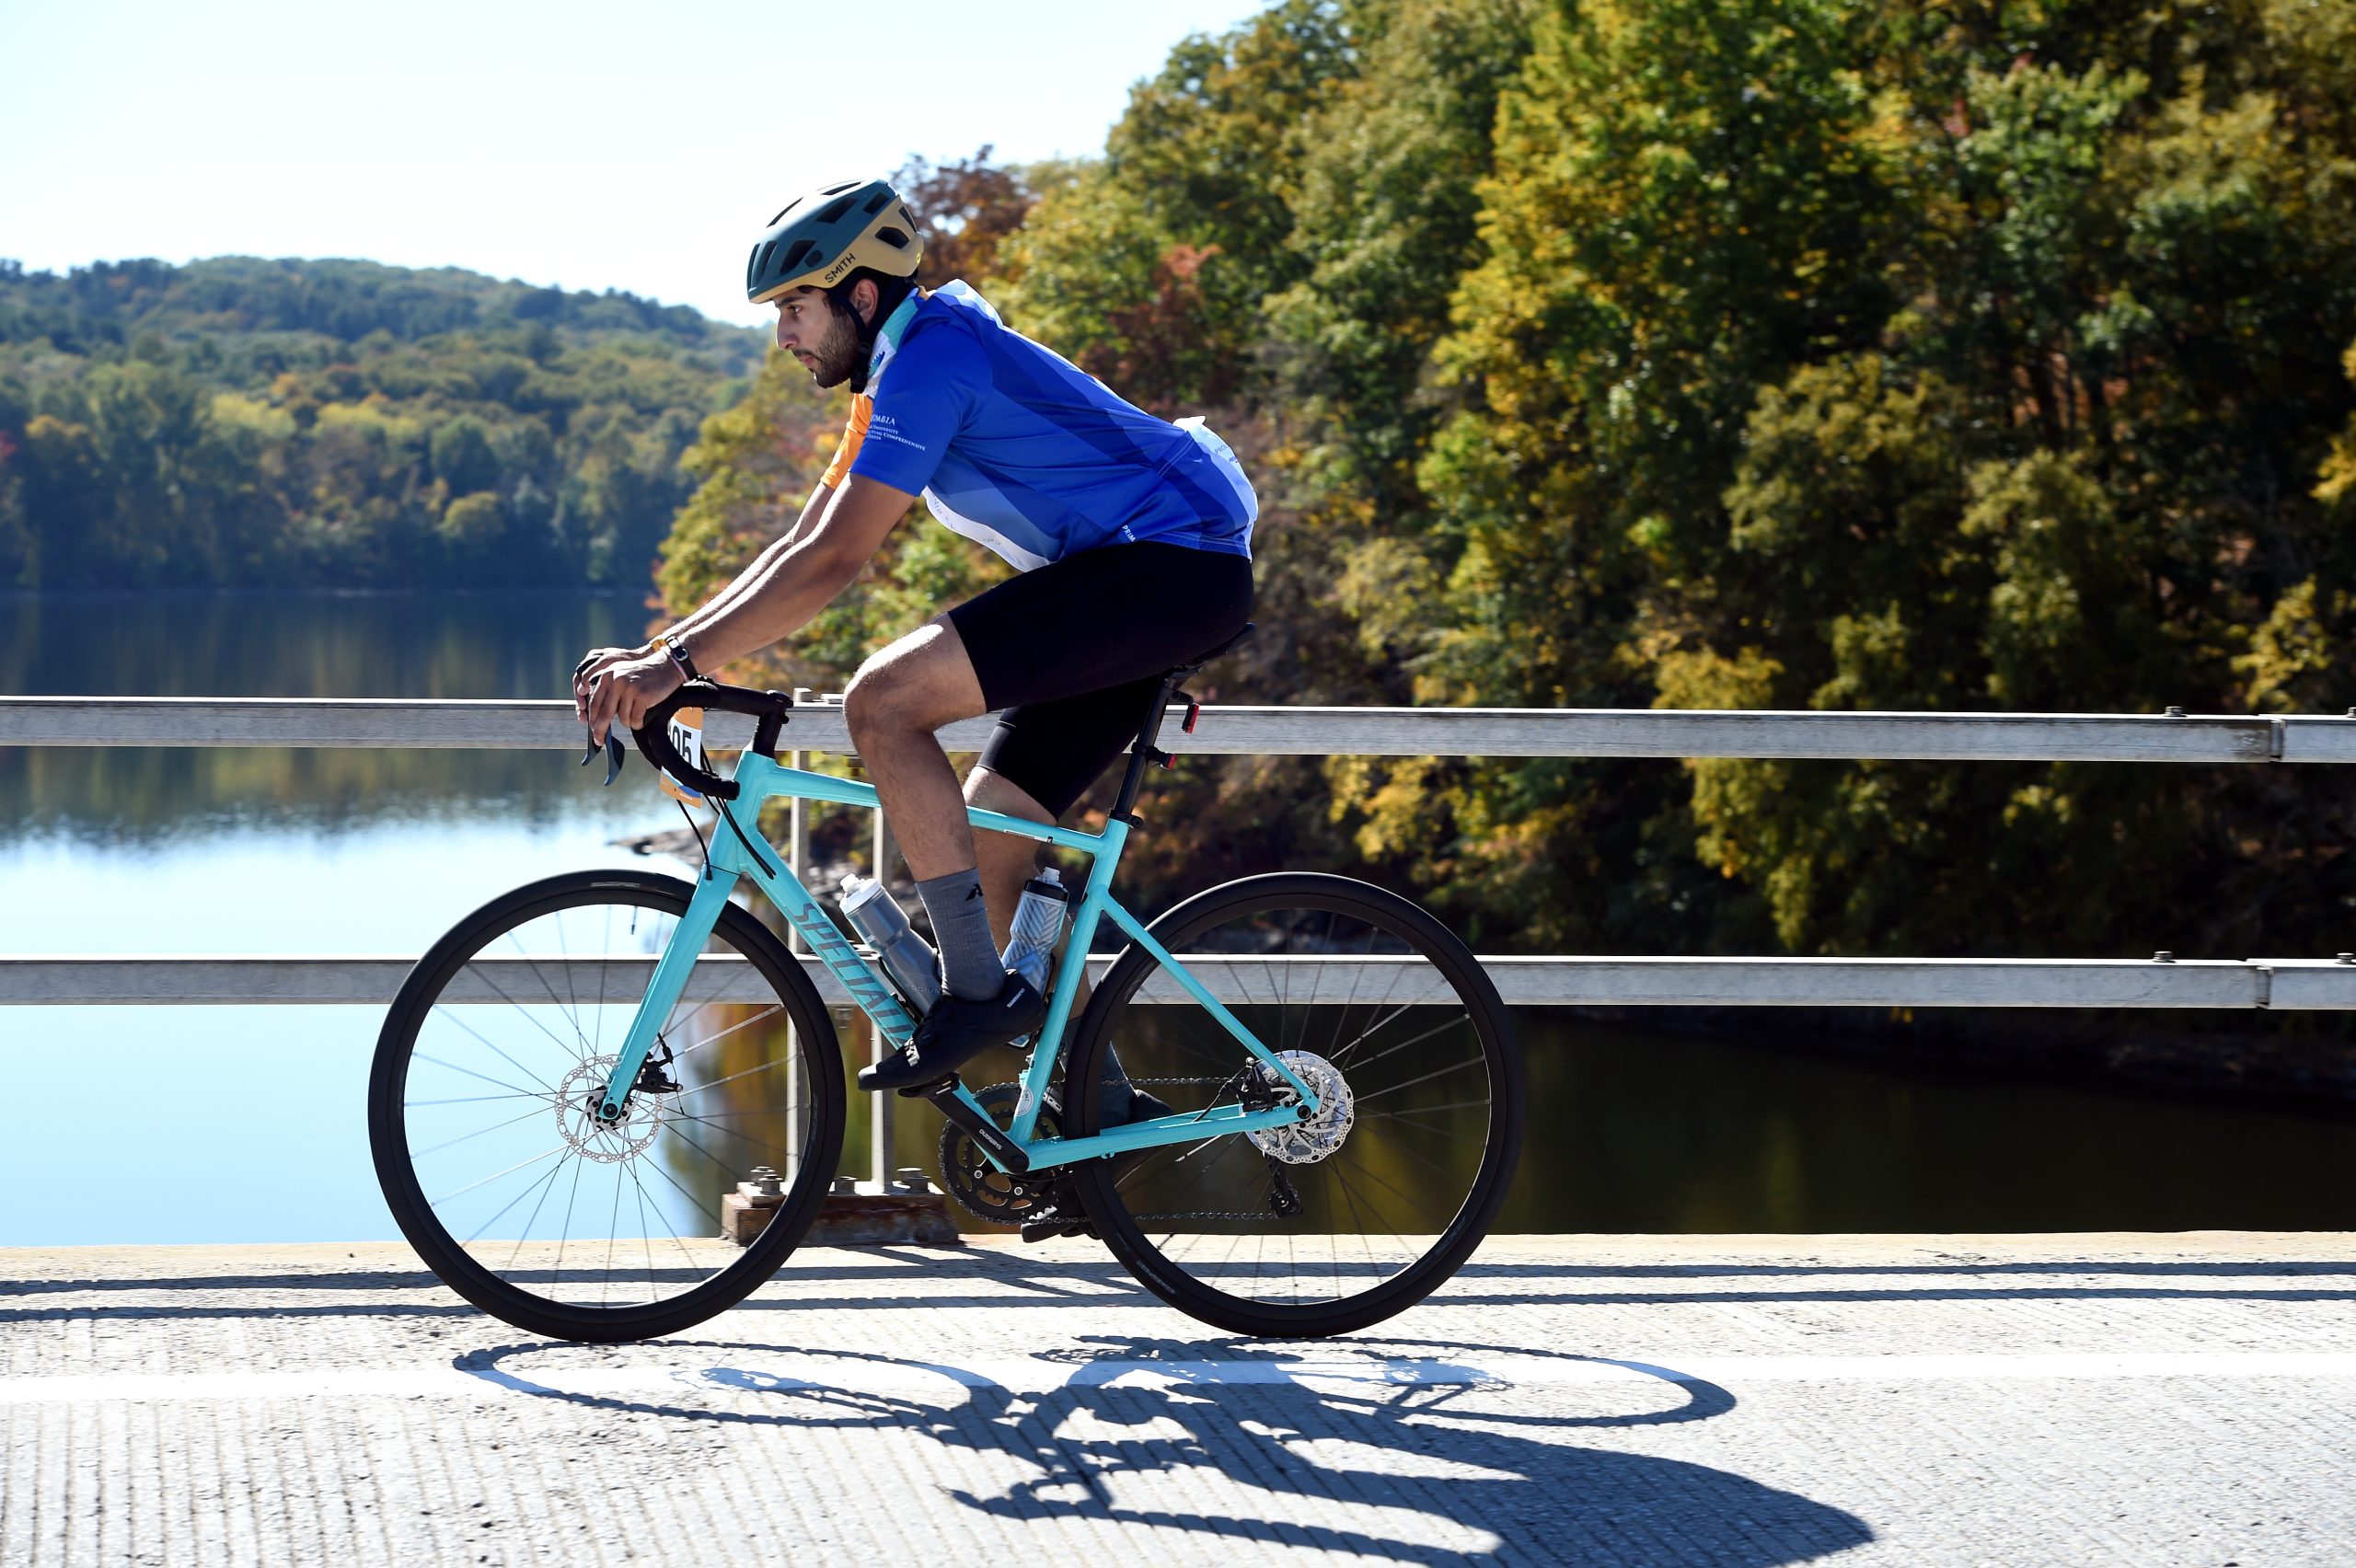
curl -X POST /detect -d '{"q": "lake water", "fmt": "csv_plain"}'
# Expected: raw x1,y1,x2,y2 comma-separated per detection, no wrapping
3,590,2350,1245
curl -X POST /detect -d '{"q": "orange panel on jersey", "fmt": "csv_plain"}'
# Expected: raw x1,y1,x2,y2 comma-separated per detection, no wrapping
820,394,874,490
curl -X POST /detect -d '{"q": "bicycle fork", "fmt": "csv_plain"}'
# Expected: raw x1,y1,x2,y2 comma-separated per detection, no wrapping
595,803,922,1123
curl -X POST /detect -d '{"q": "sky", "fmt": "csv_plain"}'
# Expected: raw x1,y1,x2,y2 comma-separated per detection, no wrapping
0,0,1265,327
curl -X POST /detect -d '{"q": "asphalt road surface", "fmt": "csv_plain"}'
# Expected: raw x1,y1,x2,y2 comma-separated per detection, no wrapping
6,1233,2352,1565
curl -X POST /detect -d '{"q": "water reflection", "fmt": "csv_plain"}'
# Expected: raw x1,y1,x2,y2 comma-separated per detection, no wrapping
0,590,653,841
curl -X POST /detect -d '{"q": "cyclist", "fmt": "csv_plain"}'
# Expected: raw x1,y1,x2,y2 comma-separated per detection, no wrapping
576,176,1256,1100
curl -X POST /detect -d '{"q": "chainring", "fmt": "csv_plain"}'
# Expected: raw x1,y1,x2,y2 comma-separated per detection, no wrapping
937,1082,1062,1227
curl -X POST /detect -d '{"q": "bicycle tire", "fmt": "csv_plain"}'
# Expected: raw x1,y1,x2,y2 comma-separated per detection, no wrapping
369,870,844,1342
1064,872,1522,1337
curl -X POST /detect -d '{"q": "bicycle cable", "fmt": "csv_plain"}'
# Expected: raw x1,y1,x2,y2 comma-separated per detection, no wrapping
674,797,712,880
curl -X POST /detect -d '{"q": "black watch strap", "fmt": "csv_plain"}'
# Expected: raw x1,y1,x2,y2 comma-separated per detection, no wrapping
660,633,701,684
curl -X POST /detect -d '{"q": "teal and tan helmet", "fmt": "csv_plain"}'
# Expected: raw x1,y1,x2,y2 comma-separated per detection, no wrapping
745,179,924,304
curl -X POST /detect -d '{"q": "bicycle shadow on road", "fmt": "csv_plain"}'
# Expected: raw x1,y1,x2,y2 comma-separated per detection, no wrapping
452,1334,1873,1565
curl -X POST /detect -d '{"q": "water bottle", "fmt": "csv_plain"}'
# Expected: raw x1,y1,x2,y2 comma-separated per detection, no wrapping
838,874,941,1017
999,868,1069,992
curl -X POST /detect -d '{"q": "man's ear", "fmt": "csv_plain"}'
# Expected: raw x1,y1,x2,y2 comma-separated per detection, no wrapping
851,277,879,325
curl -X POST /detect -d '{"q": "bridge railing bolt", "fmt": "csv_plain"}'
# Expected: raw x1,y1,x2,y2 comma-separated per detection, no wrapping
2153,951,2174,963
2338,953,2354,965
2164,706,2186,718
895,1167,931,1194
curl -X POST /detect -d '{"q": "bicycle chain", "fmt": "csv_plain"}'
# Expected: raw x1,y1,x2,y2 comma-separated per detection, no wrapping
1132,1213,1307,1224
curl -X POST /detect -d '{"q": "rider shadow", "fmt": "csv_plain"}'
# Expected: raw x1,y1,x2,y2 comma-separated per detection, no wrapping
456,1335,1872,1565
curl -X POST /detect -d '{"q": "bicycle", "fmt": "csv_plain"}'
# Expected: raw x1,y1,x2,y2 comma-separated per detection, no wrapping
368,628,1524,1342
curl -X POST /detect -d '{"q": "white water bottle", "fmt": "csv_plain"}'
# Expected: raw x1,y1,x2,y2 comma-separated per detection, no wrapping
999,869,1069,992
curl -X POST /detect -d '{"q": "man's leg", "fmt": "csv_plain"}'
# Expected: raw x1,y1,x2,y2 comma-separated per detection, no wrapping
965,765,1054,951
840,617,988,881
844,619,1051,1090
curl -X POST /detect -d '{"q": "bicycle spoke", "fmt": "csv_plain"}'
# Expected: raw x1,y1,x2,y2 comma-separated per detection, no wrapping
383,879,841,1332
1068,882,1518,1332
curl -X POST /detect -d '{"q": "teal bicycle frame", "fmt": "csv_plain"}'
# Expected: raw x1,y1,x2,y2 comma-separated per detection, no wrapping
595,751,1317,1174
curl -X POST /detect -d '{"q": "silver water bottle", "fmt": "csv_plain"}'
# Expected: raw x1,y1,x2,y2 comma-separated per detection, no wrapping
999,868,1069,992
838,874,941,1016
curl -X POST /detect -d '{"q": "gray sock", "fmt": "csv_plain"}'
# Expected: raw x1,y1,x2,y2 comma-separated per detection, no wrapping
918,869,1003,1001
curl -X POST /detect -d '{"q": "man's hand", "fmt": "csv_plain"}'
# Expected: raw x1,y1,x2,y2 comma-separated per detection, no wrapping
572,644,649,722
580,651,684,744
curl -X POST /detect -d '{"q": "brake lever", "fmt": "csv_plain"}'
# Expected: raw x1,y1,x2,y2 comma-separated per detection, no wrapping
579,727,626,786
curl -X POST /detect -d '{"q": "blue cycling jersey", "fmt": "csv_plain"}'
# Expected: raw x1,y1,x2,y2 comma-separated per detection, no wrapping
822,282,1256,571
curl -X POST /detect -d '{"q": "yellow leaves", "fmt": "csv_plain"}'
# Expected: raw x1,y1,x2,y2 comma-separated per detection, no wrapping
207,393,294,443
1334,534,1441,665
2003,783,2073,832
1813,605,1910,710
2234,577,2342,712
437,491,502,549
1322,755,1445,861
1652,644,1783,710
2318,340,2356,508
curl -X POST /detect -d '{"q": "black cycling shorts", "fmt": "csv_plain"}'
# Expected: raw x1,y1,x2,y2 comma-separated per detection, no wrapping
947,540,1254,818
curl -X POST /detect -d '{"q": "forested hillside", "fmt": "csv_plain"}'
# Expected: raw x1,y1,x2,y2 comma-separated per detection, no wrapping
662,0,2356,963
0,257,761,588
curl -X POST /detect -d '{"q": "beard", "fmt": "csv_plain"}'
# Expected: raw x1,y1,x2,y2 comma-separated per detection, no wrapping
798,304,863,389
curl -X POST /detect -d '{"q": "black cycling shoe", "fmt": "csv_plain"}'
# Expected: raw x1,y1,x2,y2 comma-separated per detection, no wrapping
858,972,1046,1093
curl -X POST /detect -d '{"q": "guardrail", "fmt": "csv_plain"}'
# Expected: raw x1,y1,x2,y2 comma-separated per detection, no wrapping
8,694,2354,1020
9,694,2356,761
6,954,2355,1009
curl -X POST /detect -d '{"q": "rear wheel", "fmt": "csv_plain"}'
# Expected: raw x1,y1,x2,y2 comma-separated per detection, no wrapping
1065,872,1522,1337
368,870,844,1341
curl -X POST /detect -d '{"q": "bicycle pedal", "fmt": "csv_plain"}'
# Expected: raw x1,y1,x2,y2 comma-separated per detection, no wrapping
896,1075,958,1100
1020,1214,1094,1243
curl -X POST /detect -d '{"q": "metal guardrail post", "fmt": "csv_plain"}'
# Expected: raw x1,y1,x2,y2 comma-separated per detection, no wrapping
870,795,897,1193
786,727,810,1175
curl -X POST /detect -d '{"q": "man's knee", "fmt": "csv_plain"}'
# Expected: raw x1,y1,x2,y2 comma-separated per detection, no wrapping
843,622,984,746
840,653,907,745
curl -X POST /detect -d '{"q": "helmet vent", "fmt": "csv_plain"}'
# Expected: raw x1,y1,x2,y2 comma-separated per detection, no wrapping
768,198,801,226
814,194,858,225
862,188,893,213
753,241,776,280
776,238,820,276
822,180,860,196
875,226,911,250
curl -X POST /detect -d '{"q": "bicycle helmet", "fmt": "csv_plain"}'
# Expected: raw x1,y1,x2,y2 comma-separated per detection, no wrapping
746,179,924,304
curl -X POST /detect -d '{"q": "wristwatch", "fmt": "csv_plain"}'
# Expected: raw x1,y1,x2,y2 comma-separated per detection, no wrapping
655,630,701,683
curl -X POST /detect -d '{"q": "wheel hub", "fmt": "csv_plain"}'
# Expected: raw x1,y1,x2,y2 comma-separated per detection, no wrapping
557,1056,667,1163
1247,1050,1354,1165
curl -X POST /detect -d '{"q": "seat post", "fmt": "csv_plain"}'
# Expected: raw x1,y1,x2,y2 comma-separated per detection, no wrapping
1103,624,1250,827
1108,672,1184,825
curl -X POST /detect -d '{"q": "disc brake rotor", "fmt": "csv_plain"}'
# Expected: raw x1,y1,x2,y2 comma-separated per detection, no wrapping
1247,1050,1355,1165
556,1056,666,1164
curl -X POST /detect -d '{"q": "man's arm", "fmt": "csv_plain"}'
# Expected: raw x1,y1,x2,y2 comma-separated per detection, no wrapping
664,482,833,651
569,482,834,712
579,474,917,740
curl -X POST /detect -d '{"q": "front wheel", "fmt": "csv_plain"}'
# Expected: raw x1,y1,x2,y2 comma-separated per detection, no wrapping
368,870,845,1341
1065,873,1522,1337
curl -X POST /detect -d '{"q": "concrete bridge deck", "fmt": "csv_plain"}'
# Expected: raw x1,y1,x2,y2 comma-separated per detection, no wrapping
5,1232,2351,1565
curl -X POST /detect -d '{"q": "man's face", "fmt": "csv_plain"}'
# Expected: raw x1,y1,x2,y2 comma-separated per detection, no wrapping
772,287,860,388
